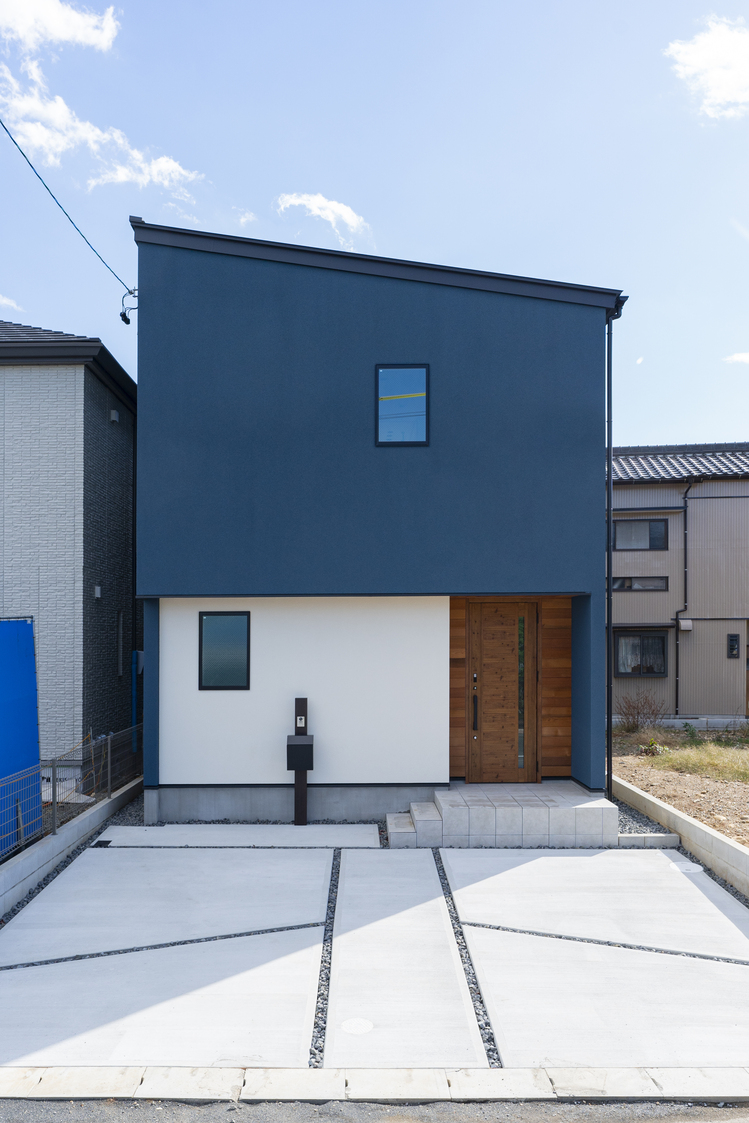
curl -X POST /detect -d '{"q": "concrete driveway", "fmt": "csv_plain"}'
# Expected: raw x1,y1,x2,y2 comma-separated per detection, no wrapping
0,825,748,1078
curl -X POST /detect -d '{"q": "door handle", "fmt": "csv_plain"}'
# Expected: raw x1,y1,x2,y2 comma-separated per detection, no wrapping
473,694,478,731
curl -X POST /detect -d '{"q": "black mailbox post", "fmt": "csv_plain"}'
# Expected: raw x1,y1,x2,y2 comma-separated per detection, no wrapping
287,698,313,825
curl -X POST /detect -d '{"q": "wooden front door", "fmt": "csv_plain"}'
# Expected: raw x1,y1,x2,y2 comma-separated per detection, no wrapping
467,601,537,783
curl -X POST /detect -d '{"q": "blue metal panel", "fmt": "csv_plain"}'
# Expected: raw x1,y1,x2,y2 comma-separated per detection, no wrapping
136,245,605,600
0,619,42,855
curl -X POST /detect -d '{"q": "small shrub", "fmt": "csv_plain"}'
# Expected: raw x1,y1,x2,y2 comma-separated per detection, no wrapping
638,737,669,756
682,722,701,744
617,689,668,732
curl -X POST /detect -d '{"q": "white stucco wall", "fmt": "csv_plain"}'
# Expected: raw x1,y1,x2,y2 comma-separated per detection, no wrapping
158,596,450,785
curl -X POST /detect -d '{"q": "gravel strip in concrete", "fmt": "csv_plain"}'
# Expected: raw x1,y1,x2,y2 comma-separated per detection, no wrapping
615,798,671,835
432,849,501,1069
309,848,341,1068
0,921,326,973
461,920,749,967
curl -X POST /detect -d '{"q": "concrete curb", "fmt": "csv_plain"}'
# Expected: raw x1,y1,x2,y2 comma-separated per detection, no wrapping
0,777,143,915
1,1066,749,1102
613,776,749,898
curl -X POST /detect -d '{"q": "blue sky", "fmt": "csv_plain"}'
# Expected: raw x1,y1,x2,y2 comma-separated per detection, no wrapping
2,1,749,444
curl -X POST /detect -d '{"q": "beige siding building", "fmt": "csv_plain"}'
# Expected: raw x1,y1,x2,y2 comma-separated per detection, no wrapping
612,443,749,720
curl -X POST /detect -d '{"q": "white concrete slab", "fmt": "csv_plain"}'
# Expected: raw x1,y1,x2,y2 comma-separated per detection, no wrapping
545,1068,660,1098
465,927,749,1069
344,1069,451,1100
137,1067,244,1101
0,1068,44,1097
30,1067,145,1098
645,1068,749,1100
99,824,380,847
447,1068,555,1099
0,847,332,964
442,848,749,959
241,1069,346,1101
0,929,322,1068
325,850,487,1069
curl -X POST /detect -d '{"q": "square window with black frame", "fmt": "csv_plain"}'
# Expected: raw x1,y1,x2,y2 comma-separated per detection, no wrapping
727,633,741,659
199,612,250,689
615,632,667,676
376,365,429,445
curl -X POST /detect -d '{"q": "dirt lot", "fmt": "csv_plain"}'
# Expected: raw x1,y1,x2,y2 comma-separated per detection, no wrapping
613,728,749,847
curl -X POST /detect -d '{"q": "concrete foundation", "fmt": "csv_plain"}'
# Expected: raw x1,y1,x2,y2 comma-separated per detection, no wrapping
146,785,449,824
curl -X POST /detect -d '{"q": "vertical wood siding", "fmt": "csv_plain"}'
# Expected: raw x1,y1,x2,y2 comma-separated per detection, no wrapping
539,598,572,776
449,597,468,777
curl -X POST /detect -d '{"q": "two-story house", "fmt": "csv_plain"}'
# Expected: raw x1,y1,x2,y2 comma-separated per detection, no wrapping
612,443,749,720
130,217,625,824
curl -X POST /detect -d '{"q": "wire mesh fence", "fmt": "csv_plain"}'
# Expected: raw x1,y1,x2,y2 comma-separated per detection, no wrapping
1,724,142,862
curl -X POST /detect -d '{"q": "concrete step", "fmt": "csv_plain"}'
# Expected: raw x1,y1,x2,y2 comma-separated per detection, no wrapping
386,812,416,848
409,802,443,848
618,832,680,848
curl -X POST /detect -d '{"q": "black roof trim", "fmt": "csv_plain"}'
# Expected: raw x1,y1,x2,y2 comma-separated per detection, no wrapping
130,217,627,313
0,321,136,409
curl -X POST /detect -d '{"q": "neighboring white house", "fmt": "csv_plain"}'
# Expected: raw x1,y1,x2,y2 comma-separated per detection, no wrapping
0,321,138,762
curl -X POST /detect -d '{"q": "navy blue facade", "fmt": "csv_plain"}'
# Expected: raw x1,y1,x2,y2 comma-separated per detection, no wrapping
136,244,606,599
134,225,618,789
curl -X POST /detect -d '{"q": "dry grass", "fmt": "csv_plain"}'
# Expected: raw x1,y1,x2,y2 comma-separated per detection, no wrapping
642,743,749,782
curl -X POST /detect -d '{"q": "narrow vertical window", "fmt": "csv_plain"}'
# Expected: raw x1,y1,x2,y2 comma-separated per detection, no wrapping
117,610,124,677
376,365,429,445
199,612,250,689
518,616,525,768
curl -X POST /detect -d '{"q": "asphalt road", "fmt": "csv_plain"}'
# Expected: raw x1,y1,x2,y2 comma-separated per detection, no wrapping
0,1100,747,1123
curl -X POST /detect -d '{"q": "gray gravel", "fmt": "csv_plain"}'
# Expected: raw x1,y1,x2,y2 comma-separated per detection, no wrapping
0,1098,747,1122
614,798,671,835
309,848,341,1067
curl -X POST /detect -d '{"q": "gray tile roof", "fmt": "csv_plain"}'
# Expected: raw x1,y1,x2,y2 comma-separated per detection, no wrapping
0,320,97,344
613,443,749,482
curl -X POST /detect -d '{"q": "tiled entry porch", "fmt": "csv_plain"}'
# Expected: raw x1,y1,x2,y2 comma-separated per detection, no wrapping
388,782,619,849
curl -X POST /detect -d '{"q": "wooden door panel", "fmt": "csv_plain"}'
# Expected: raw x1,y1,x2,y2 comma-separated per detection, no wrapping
467,600,537,783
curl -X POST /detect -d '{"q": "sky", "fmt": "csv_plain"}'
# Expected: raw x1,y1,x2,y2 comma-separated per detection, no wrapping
2,1,749,445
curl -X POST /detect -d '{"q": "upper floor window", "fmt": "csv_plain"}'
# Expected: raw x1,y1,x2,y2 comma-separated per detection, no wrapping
613,519,668,551
612,576,668,590
376,365,429,445
199,612,250,689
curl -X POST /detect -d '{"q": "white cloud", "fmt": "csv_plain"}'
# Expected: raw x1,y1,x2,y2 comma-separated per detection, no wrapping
0,62,201,196
636,357,643,364
0,0,118,53
0,293,23,311
665,17,749,119
236,209,257,227
731,218,749,241
723,352,749,363
163,201,200,226
277,192,369,249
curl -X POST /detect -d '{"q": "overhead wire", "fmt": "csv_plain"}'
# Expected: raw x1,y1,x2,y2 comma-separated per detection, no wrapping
0,114,135,296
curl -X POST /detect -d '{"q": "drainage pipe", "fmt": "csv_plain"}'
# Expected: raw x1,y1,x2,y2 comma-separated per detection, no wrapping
674,480,693,716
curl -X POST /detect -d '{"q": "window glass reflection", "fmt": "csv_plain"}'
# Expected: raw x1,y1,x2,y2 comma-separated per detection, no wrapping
377,366,427,443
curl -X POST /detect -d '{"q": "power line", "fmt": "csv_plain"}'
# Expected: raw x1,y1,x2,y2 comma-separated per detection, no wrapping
0,115,134,294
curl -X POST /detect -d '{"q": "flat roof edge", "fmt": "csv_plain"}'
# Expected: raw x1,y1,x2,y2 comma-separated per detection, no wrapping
130,218,626,312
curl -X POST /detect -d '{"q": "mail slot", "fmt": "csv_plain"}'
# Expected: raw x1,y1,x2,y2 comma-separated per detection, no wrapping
287,735,314,772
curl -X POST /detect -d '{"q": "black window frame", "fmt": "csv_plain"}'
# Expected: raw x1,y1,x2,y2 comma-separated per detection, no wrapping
614,630,668,678
612,576,669,591
198,611,251,690
727,633,741,659
613,519,668,551
375,363,429,447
